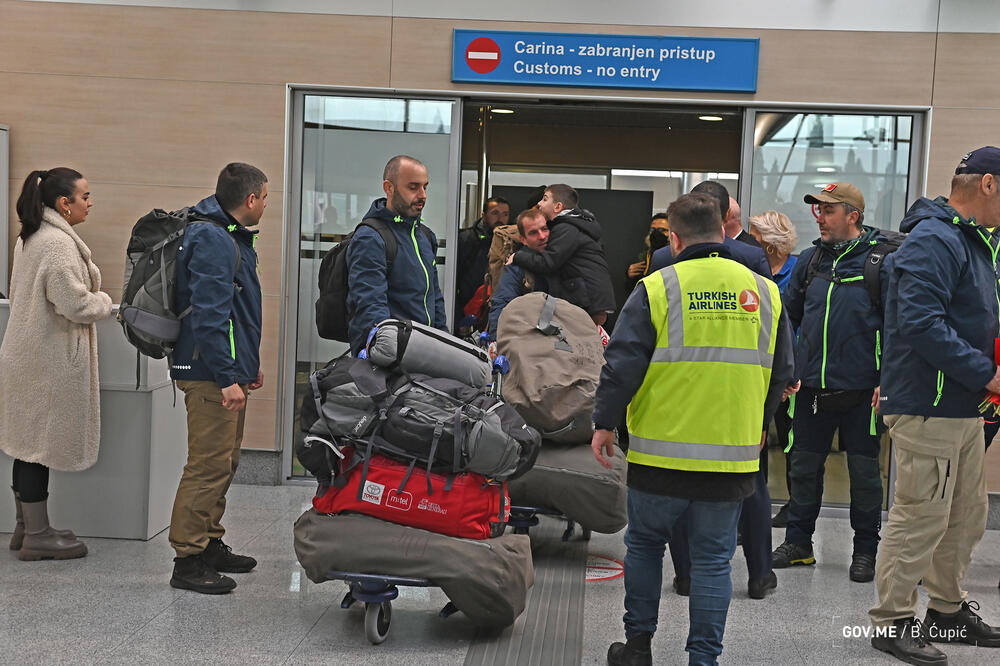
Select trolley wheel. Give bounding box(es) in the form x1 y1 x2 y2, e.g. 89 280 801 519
364 601 392 644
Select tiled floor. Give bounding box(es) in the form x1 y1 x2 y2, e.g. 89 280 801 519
2 484 998 665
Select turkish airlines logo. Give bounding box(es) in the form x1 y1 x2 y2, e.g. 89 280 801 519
739 289 760 313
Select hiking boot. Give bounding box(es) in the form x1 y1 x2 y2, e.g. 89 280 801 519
925 601 1000 647
170 554 236 594
871 618 948 665
17 500 86 561
672 575 690 597
850 552 876 583
772 541 815 568
9 490 75 551
748 571 778 599
607 633 652 666
202 538 257 573
771 503 790 528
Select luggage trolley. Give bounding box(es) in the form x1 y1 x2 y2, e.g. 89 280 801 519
325 571 459 645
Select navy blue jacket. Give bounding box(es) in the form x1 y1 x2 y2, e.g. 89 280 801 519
346 198 447 354
650 235 772 279
593 243 795 501
783 227 891 390
171 195 262 388
880 197 999 418
486 265 549 339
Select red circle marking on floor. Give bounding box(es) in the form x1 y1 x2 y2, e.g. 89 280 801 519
586 554 624 582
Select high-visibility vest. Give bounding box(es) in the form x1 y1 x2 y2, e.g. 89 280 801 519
626 256 782 473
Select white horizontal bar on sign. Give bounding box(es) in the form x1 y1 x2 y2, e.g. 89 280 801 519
467 51 500 60
612 169 685 178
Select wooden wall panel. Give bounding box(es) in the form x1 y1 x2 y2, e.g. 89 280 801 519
0 72 285 191
924 108 1000 198
0 1 391 88
389 18 936 107
933 33 1000 109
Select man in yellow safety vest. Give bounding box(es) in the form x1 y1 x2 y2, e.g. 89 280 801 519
592 192 795 666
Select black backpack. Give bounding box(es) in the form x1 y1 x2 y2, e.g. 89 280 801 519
297 356 540 486
118 208 240 359
315 218 434 342
802 229 905 311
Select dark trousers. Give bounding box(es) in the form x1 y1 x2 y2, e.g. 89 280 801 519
669 463 773 581
11 459 49 503
785 387 882 555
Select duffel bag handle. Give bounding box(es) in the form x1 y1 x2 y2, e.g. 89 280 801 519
536 295 573 352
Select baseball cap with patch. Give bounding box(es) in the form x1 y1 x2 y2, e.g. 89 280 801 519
803 182 865 212
954 146 1000 175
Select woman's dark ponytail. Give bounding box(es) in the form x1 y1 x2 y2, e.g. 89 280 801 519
15 167 83 241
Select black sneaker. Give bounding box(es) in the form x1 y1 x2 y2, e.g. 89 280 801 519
772 541 815 568
672 575 690 597
748 571 778 599
871 617 947 665
925 601 1000 647
850 552 876 583
771 503 790 528
170 554 236 595
202 538 257 573
607 633 652 666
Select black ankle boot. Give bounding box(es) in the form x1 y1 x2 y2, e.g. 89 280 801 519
170 554 237 594
871 617 947 665
202 538 257 573
925 601 1000 647
608 633 652 666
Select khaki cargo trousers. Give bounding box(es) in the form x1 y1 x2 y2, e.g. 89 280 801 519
169 380 248 558
869 415 988 626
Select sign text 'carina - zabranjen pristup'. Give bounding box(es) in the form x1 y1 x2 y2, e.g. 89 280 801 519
452 29 759 93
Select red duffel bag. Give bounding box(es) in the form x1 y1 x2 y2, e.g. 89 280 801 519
312 448 510 540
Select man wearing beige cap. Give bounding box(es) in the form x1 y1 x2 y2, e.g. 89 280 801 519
869 147 1000 665
771 181 892 585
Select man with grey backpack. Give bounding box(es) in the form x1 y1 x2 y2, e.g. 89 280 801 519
167 163 267 595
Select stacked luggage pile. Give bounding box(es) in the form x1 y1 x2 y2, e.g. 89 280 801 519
293 319 541 635
496 292 629 536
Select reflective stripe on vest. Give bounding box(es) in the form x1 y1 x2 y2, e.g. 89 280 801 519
626 258 781 474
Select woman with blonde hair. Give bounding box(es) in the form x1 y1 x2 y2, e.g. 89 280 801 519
748 209 799 528
0 167 113 560
748 210 799 292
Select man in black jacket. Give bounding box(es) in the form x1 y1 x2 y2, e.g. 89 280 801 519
510 184 615 325
455 196 510 323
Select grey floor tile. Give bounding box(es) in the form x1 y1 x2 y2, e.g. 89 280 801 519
2 487 999 666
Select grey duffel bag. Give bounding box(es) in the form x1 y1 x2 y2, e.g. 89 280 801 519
506 442 627 534
366 319 491 388
293 509 534 627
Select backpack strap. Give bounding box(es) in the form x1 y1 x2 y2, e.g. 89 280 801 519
863 241 892 312
358 218 400 272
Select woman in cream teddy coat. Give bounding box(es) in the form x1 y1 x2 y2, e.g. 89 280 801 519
0 167 113 560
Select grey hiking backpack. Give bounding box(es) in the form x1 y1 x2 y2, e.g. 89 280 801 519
118 207 240 360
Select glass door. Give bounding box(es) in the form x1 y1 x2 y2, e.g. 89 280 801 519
741 109 925 510
283 93 462 478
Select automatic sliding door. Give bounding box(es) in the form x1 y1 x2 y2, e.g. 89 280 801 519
285 93 461 478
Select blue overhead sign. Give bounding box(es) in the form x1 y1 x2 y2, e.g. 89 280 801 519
452 29 758 93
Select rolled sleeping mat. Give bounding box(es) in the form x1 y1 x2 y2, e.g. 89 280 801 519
366 319 491 388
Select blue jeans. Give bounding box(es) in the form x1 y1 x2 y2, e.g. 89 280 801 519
669 465 773 581
624 488 741 666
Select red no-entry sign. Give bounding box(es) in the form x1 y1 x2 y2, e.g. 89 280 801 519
466 37 501 74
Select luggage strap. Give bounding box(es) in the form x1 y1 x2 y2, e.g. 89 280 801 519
536 295 573 352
